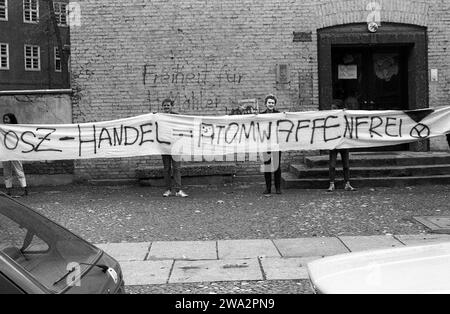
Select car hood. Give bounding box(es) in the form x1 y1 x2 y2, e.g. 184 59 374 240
307 241 450 294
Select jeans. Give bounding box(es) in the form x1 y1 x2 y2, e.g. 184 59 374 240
3 160 27 188
162 155 182 191
329 149 350 183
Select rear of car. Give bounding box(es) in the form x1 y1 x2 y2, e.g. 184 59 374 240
0 193 125 294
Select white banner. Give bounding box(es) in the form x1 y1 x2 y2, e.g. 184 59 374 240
1 107 449 162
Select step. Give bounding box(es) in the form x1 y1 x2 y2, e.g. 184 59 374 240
25 174 74 187
281 172 450 189
304 152 450 168
136 162 237 179
231 175 265 184
140 175 266 187
139 175 235 187
289 164 450 179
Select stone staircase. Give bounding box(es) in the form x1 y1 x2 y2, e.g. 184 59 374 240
282 152 450 189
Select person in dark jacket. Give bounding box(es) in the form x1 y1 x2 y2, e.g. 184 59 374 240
260 94 282 195
2 113 28 197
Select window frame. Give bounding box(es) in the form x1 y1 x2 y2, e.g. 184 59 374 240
53 2 68 27
54 46 61 72
0 0 8 21
0 43 9 70
24 44 41 71
23 0 39 24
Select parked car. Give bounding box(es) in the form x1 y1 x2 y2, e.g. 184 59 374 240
307 242 450 294
0 192 125 294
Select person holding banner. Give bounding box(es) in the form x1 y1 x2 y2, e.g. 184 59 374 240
261 94 282 195
327 96 356 192
2 113 28 197
160 98 188 198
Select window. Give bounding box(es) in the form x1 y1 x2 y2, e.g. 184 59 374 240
0 0 7 21
24 45 40 71
0 43 8 70
54 47 61 72
53 2 67 26
23 0 39 23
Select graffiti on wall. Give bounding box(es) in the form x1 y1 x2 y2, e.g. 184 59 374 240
143 63 246 112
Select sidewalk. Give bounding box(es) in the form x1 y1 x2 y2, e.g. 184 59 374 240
95 234 450 286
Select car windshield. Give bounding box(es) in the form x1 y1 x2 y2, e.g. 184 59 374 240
0 194 100 293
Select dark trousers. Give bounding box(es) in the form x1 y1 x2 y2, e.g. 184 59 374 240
329 149 350 183
162 155 182 191
263 151 282 192
447 134 450 149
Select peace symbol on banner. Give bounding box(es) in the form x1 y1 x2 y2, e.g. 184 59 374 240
410 123 430 139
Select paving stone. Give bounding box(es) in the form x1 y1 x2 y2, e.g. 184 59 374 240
95 242 151 262
395 234 450 246
120 260 173 285
339 235 404 252
169 258 263 283
273 237 349 257
217 239 281 259
148 241 217 260
260 256 322 280
413 216 450 233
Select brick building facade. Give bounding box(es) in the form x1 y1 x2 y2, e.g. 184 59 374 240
0 0 70 90
70 0 450 181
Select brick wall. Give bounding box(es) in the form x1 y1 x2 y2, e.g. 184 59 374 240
70 0 450 180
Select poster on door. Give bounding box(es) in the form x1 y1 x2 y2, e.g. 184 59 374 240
338 64 358 80
373 53 399 82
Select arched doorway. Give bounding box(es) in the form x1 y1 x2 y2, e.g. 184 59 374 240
318 23 428 151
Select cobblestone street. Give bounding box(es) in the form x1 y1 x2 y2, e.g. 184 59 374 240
126 280 313 294
18 183 450 244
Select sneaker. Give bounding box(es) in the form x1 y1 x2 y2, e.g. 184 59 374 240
275 189 282 195
263 189 271 195
163 190 172 197
176 190 188 198
344 182 356 191
327 183 335 192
